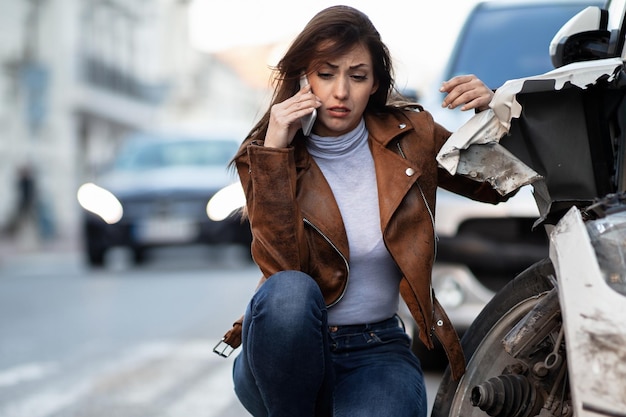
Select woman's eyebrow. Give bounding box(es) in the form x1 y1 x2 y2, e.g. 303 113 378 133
323 62 370 70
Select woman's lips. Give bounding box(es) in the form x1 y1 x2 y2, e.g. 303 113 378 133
327 107 350 117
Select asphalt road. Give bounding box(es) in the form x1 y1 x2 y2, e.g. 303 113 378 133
0 244 444 417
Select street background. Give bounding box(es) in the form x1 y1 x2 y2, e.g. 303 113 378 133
0 1 481 415
0 0 480 253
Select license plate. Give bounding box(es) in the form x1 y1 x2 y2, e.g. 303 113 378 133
136 217 197 244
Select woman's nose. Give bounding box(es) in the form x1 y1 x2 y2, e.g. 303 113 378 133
333 78 349 99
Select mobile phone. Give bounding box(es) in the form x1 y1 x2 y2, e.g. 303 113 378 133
299 75 317 136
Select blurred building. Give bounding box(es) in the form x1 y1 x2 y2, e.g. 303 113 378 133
0 0 267 249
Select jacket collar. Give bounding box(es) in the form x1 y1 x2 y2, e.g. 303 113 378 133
366 111 424 231
365 111 415 146
293 110 417 166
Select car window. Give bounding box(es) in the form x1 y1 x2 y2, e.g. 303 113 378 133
114 139 239 171
448 3 603 88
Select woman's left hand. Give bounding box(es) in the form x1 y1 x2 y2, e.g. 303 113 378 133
440 74 494 112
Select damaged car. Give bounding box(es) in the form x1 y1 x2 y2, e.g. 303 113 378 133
432 1 626 414
409 0 605 367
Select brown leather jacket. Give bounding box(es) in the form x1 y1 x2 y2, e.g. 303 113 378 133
222 107 509 380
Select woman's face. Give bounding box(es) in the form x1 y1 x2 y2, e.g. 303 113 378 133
307 44 379 137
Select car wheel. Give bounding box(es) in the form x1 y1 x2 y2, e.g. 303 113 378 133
431 258 555 417
132 247 147 265
237 242 255 264
86 241 106 267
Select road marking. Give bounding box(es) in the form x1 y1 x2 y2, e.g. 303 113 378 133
0 362 58 387
0 383 90 417
0 340 241 417
166 357 237 416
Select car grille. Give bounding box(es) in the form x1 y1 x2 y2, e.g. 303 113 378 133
120 196 210 221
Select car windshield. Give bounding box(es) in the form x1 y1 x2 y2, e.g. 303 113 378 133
448 3 603 88
113 138 239 171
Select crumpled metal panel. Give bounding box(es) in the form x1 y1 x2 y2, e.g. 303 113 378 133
455 142 542 196
437 57 624 196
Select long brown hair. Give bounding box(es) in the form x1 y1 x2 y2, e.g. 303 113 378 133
243 5 407 144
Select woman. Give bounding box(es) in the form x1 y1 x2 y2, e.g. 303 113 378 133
218 5 506 417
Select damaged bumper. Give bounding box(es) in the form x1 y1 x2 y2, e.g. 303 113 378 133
550 205 626 416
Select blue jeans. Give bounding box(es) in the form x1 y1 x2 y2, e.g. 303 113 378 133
232 271 427 417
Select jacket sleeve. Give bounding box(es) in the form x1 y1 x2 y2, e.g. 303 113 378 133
219 141 310 350
235 141 309 279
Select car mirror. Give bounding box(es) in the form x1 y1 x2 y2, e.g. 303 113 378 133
549 6 615 68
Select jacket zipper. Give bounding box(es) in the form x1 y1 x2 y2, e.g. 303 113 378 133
303 217 350 308
396 141 437 332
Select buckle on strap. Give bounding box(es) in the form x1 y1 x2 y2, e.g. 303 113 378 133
213 338 235 358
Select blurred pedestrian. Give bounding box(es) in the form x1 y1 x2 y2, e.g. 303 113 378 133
3 164 37 237
217 5 510 417
3 163 55 242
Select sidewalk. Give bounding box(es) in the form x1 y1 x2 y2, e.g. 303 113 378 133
0 228 82 272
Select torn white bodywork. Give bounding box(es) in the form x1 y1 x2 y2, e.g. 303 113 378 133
549 206 626 417
452 142 542 196
436 57 624 196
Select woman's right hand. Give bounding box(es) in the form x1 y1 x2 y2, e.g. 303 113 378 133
264 84 321 148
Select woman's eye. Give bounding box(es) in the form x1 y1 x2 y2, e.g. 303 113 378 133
317 73 333 79
352 75 367 82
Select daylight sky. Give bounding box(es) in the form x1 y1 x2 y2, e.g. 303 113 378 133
188 1 482 91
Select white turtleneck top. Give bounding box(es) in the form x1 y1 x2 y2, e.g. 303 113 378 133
307 119 402 326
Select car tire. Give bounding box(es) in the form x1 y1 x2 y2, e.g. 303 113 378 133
132 246 147 265
431 258 555 417
86 242 106 267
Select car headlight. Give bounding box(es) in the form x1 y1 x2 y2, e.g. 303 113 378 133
77 182 123 224
587 212 626 296
433 274 465 309
206 182 246 221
